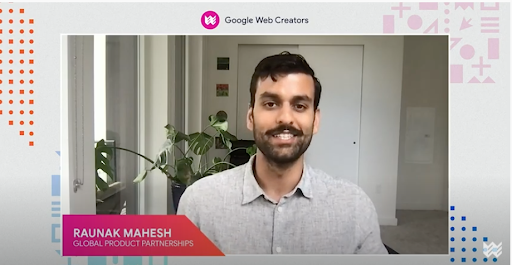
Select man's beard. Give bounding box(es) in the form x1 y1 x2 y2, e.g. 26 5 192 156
253 122 313 168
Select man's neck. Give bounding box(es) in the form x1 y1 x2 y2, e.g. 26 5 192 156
253 152 304 202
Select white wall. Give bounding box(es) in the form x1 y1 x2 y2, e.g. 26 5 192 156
61 35 96 215
141 36 170 214
199 36 404 225
396 36 449 211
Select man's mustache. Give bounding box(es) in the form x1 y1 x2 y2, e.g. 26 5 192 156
266 125 303 136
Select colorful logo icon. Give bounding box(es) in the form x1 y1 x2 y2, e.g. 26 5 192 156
483 242 503 258
201 11 220 30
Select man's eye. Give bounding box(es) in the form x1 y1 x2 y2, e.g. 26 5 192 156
295 104 306 110
265 102 276 108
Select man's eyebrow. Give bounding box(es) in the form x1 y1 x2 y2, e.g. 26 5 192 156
259 92 280 100
291 95 312 103
259 92 313 103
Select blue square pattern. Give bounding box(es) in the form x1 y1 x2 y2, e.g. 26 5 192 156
448 206 498 263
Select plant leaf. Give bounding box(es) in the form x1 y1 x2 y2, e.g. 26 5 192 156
219 130 237 141
165 124 189 143
188 132 214 155
96 173 109 191
152 139 174 169
95 140 114 182
176 157 194 185
246 144 257 156
133 170 148 183
209 114 229 131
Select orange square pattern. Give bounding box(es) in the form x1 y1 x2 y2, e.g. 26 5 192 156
0 9 36 146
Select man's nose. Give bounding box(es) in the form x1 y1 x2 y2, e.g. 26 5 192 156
276 104 294 125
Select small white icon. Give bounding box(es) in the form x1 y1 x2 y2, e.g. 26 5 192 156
483 242 502 258
204 16 217 25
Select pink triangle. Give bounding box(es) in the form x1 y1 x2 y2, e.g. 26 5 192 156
450 38 462 50
468 77 480 83
483 77 495 83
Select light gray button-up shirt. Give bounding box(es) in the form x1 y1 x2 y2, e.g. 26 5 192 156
177 155 388 255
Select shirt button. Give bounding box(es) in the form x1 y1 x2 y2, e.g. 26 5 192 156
276 247 282 253
277 207 283 212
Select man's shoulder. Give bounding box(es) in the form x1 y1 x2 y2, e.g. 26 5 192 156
308 167 373 204
185 164 245 194
309 167 361 191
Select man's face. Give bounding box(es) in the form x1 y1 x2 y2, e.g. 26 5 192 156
247 73 320 165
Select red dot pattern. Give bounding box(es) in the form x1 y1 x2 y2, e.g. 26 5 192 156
0 5 35 146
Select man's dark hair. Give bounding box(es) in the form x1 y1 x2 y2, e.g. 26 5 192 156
249 51 322 110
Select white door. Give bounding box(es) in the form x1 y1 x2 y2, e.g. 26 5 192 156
298 45 363 184
236 44 363 184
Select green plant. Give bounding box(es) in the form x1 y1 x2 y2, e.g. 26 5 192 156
95 140 114 192
95 113 249 187
246 144 257 156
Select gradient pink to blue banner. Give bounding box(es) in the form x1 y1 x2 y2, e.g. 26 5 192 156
62 215 224 257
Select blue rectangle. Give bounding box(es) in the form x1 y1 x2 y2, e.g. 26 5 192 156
52 213 61 217
450 206 455 211
461 216 466 221
51 224 60 243
51 175 60 196
461 258 466 262
51 207 60 212
87 257 107 265
450 248 454 252
52 201 60 205
473 227 477 231
484 237 488 242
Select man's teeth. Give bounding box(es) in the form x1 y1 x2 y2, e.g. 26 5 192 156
274 133 294 139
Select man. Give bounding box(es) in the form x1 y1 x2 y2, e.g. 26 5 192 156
177 51 388 255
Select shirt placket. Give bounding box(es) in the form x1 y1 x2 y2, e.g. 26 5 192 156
270 197 288 254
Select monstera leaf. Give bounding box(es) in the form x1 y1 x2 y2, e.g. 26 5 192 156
209 114 228 131
219 130 237 150
165 124 189 144
95 140 114 190
187 132 214 156
175 157 194 185
96 172 109 191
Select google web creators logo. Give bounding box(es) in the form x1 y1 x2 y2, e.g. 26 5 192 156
201 11 220 30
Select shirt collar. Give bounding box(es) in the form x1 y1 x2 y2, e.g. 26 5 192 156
241 155 313 205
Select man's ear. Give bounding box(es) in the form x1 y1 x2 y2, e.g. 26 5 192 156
313 108 320 134
246 105 254 132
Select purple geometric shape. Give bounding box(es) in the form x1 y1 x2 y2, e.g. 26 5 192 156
424 19 438 33
408 15 423 30
450 38 462 50
455 3 474 10
419 2 438 10
460 18 472 30
391 2 411 18
472 56 491 76
460 45 475 60
482 23 499 27
450 65 463 83
483 77 495 83
482 29 500 33
488 38 499 59
468 77 481 83
480 2 499 10
383 15 395 33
